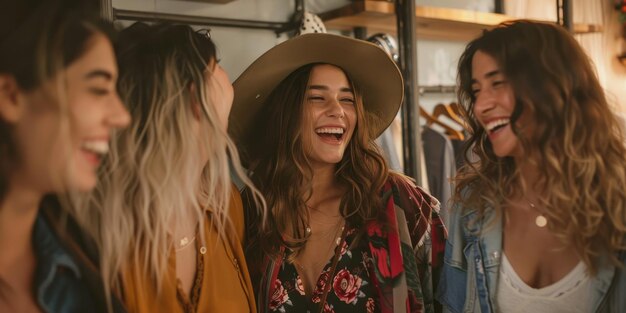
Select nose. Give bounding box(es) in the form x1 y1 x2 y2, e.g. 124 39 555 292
106 93 131 129
473 89 495 117
326 98 345 118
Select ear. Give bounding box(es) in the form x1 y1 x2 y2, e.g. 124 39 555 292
188 82 202 120
0 74 24 123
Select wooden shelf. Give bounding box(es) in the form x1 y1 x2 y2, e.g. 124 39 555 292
319 1 602 41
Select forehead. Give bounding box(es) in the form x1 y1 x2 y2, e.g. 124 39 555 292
471 50 500 80
307 64 350 87
66 33 117 78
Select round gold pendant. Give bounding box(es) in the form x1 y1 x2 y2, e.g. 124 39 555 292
535 215 548 227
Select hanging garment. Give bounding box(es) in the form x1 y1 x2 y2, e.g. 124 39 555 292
422 127 456 225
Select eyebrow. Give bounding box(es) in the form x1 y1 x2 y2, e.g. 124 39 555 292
471 69 501 84
308 85 354 93
85 69 114 81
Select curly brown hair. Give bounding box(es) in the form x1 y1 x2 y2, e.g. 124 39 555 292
454 20 626 273
245 63 389 259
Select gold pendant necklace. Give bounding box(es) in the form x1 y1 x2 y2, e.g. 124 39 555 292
526 199 548 228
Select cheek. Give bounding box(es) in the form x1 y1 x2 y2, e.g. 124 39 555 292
346 107 357 132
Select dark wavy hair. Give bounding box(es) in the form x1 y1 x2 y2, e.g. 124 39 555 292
454 20 626 273
246 63 390 259
0 0 115 202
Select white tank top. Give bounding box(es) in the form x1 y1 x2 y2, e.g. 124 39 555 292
496 253 591 313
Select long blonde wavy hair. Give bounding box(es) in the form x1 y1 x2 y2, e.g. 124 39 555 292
73 23 264 299
455 20 626 273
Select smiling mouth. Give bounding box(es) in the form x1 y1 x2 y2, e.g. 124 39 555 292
485 118 510 134
80 140 110 166
315 127 345 142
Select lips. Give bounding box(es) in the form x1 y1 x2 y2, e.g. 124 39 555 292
80 140 109 166
315 126 345 143
484 118 510 134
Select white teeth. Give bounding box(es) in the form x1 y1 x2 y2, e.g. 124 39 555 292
485 118 510 132
315 127 344 134
81 141 109 155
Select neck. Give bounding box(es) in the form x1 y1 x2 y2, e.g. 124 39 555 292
307 164 342 216
0 181 42 271
515 158 542 199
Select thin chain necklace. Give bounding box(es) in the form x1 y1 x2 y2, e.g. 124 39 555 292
176 235 197 251
523 196 548 228
296 220 345 270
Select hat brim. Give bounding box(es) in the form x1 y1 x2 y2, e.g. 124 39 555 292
228 33 404 157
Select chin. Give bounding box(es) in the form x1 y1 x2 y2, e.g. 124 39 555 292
70 173 98 193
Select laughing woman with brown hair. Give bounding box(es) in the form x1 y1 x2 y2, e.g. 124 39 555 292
438 20 626 313
230 33 446 313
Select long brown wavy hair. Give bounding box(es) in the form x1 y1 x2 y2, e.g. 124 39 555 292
455 20 626 273
246 63 390 259
0 0 114 202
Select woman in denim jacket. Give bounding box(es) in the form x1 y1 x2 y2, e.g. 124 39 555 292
437 20 626 313
0 0 130 312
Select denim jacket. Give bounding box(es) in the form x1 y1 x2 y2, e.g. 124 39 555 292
437 201 626 313
34 213 97 312
36 196 127 313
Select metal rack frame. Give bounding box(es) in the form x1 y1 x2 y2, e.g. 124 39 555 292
100 0 303 34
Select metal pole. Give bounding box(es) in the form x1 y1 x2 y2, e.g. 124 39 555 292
353 27 367 40
556 0 573 32
114 9 295 32
395 0 422 185
494 0 504 14
100 0 114 21
562 0 573 31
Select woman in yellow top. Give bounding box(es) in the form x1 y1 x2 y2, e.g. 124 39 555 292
75 23 265 312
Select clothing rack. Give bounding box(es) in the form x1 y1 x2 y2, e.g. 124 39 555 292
100 0 303 34
418 85 456 95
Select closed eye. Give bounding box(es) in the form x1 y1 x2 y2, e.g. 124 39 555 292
89 87 111 96
308 95 324 101
493 80 506 87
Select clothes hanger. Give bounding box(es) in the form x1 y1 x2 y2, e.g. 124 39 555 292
448 102 463 117
433 102 465 127
420 106 464 140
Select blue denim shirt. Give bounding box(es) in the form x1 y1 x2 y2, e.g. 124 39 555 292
437 202 626 313
33 213 96 313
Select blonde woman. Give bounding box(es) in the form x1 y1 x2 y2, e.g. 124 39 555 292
438 20 626 313
75 23 265 312
0 0 130 312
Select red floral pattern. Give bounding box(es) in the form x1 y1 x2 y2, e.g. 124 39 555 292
271 224 377 312
296 276 305 296
258 175 444 313
367 298 376 313
322 303 335 313
333 269 364 304
268 279 291 311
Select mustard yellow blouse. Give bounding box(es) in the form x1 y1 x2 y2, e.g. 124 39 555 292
121 188 256 313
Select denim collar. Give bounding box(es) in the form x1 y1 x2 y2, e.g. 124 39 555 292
33 213 81 299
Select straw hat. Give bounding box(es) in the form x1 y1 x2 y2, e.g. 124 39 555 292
228 33 403 154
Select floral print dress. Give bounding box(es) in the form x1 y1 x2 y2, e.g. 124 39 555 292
249 175 447 313
269 226 379 313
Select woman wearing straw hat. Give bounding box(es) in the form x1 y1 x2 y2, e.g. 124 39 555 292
231 33 446 313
